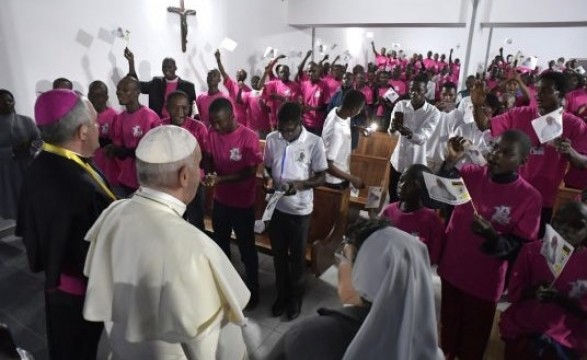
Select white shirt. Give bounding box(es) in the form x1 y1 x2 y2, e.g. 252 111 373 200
426 108 465 172
389 100 440 173
83 188 250 360
322 107 351 184
264 127 328 216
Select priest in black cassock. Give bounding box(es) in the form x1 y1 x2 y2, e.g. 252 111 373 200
16 89 116 360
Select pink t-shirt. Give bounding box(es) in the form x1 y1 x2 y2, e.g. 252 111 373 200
323 75 341 102
491 106 587 207
438 164 541 302
565 88 587 116
94 107 119 186
423 58 437 71
376 86 391 117
112 106 161 189
299 79 330 130
208 125 262 208
264 79 301 128
196 91 229 127
356 85 374 105
389 80 407 96
500 241 587 353
161 80 179 119
379 202 444 264
243 90 271 131
375 55 388 69
224 77 251 126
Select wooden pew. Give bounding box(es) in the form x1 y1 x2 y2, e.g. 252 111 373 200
349 153 390 212
553 184 581 215
354 131 398 159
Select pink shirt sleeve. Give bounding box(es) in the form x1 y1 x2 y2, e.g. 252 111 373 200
490 108 517 137
224 77 237 97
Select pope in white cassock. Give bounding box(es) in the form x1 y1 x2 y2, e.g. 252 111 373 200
82 125 250 359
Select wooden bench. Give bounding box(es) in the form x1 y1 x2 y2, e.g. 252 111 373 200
354 131 398 159
553 184 581 215
349 153 390 213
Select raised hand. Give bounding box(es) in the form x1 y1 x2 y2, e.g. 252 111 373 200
124 47 134 62
470 80 486 106
214 49 221 60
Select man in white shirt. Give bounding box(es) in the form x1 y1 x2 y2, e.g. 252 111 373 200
264 102 328 320
389 74 440 202
83 126 250 360
322 89 366 189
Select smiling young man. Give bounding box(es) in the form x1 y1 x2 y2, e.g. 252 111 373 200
470 71 587 237
263 102 327 320
124 48 196 119
437 130 542 360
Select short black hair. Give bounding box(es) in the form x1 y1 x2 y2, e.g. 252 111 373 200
411 74 428 86
52 77 73 89
166 90 189 104
277 102 302 125
89 80 107 93
209 97 233 115
162 57 176 66
442 82 457 91
485 93 500 113
404 164 432 184
0 89 14 100
342 89 365 110
539 71 569 97
501 129 532 159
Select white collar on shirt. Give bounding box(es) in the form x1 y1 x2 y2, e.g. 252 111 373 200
135 187 187 217
278 126 309 144
405 100 431 112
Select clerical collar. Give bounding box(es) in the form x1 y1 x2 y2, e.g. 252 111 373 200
490 172 518 184
135 187 186 217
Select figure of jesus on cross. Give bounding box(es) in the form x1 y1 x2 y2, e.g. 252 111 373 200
167 0 196 53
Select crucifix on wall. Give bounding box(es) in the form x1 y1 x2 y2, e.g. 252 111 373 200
167 0 196 53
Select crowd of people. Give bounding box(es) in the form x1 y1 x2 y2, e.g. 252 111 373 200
1 43 587 360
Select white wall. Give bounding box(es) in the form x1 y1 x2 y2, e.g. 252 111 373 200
486 0 587 23
0 0 312 116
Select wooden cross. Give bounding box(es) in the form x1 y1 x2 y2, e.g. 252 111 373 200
167 0 196 53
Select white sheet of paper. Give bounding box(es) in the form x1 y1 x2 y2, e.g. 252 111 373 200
365 32 374 39
423 173 471 206
220 37 238 52
531 107 563 144
383 87 399 103
263 46 274 58
261 191 284 222
350 185 360 198
540 224 575 278
365 186 382 209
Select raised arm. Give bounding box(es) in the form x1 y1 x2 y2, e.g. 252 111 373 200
471 81 491 131
214 49 229 82
371 41 380 57
258 55 286 89
124 47 138 78
296 50 312 82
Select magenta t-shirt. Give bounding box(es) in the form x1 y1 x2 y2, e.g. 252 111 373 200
389 80 407 96
243 91 271 131
112 106 161 189
565 88 587 116
224 77 251 127
208 125 262 208
375 55 388 69
196 91 228 127
491 106 587 207
299 79 330 130
438 164 541 302
264 79 301 127
94 107 119 186
500 241 587 352
356 85 374 105
375 86 391 117
379 202 444 264
323 75 341 102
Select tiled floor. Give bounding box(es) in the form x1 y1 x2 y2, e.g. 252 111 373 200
0 232 340 360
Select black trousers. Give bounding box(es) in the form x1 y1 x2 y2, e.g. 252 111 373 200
212 201 259 289
184 185 206 232
45 290 102 360
269 210 311 301
539 207 553 239
388 165 402 203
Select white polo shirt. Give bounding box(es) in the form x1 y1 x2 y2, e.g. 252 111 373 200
389 100 440 173
322 107 351 184
426 108 465 172
264 127 328 216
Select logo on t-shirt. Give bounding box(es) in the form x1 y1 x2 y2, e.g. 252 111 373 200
283 89 291 97
229 147 242 161
314 91 321 99
296 151 306 163
569 280 587 299
491 206 511 225
132 125 143 138
101 123 109 135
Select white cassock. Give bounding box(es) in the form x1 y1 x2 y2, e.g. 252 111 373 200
83 187 250 360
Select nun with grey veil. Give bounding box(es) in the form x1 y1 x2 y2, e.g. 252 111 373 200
268 218 444 359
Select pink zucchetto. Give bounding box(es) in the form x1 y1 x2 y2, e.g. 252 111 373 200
34 89 80 126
